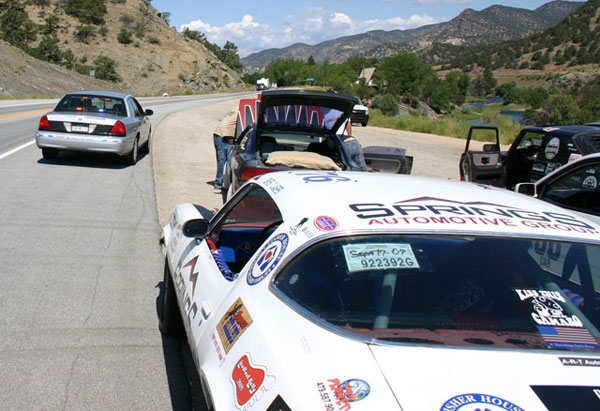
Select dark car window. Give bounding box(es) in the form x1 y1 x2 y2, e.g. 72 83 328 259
207 185 283 274
127 97 141 117
274 234 600 352
515 131 543 150
541 162 600 216
54 94 126 115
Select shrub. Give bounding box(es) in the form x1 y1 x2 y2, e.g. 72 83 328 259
94 55 122 82
372 94 399 116
117 28 133 44
147 36 160 45
74 25 96 43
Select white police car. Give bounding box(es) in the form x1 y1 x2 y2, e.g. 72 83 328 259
160 171 600 410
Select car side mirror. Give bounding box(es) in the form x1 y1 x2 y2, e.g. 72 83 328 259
182 219 209 238
515 182 537 197
483 143 499 152
144 109 154 116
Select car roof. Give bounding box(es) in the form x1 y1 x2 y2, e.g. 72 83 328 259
522 125 600 136
64 90 131 99
253 171 600 242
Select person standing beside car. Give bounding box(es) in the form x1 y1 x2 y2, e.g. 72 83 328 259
340 119 368 172
212 111 237 189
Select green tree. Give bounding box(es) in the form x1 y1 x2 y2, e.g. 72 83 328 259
62 0 107 25
534 94 580 125
94 55 121 82
31 34 63 63
377 52 436 105
372 94 399 116
219 41 243 72
0 0 37 48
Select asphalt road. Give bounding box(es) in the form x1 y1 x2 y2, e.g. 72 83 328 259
0 93 251 410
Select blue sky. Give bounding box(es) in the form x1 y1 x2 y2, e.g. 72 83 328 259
151 0 555 57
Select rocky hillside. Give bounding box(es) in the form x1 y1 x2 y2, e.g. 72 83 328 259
241 1 583 70
0 0 243 98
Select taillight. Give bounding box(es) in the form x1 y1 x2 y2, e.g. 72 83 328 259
240 167 275 181
109 121 126 136
39 115 50 130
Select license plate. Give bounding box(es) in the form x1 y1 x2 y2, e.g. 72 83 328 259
72 124 88 133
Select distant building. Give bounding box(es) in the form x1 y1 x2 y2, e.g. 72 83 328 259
357 67 376 86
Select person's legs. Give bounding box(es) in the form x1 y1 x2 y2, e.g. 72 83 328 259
214 134 226 186
215 137 228 185
345 139 368 171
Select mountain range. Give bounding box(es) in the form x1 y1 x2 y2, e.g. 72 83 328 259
241 1 584 70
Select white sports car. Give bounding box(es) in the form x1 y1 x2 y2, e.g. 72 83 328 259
160 171 600 410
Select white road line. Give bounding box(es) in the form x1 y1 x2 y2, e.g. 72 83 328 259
0 140 35 160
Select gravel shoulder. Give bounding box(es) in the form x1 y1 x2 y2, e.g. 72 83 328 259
152 102 470 227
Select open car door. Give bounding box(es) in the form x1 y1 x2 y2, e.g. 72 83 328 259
459 126 504 187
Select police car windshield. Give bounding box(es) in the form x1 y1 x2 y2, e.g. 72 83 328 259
273 234 600 352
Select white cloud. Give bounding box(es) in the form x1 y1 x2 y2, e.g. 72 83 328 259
181 8 443 57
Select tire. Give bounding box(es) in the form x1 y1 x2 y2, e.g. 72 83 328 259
140 128 151 154
159 257 184 337
41 148 58 159
125 137 138 165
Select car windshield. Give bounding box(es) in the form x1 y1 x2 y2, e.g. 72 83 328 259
262 104 345 133
55 94 127 116
273 234 600 352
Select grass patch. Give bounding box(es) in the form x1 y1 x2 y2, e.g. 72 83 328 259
369 108 522 145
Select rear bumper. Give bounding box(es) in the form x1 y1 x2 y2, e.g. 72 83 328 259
351 111 369 125
36 131 134 156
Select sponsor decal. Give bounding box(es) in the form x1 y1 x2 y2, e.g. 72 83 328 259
248 233 289 285
262 177 284 195
582 175 598 189
217 297 253 354
440 393 523 411
545 137 560 160
296 171 352 183
317 379 370 411
315 216 338 231
515 288 598 350
349 197 598 234
514 289 583 327
231 353 275 410
302 226 315 239
559 357 600 367
211 331 225 365
537 325 598 350
183 256 200 297
543 127 559 132
174 255 202 329
289 217 309 236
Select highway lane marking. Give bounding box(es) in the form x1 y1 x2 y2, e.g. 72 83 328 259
0 140 35 160
0 109 48 119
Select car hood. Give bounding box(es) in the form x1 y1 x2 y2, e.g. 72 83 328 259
256 90 355 135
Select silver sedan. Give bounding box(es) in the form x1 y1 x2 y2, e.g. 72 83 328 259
35 90 153 165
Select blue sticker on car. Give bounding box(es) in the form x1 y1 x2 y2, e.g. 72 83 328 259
440 393 523 411
247 233 289 285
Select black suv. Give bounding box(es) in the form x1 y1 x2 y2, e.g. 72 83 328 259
459 125 600 189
